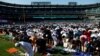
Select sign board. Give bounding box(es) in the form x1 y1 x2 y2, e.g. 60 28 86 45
31 2 51 5
68 2 77 6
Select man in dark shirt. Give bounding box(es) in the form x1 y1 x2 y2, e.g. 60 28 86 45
36 38 46 56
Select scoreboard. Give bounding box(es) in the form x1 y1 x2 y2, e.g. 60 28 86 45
68 2 77 6
31 2 51 5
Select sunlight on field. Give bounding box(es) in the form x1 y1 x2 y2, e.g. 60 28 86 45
0 38 15 56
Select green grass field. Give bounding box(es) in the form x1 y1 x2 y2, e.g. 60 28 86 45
0 38 15 56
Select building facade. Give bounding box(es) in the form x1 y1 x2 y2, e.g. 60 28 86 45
0 1 100 23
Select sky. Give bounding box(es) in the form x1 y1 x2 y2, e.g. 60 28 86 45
0 0 100 5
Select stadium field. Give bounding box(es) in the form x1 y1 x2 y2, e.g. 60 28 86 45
0 38 14 56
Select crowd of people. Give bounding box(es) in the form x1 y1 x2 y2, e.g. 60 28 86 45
0 21 100 56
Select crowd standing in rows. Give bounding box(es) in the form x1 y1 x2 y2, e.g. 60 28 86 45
0 21 100 56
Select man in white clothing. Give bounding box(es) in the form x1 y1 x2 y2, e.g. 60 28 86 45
15 41 34 56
